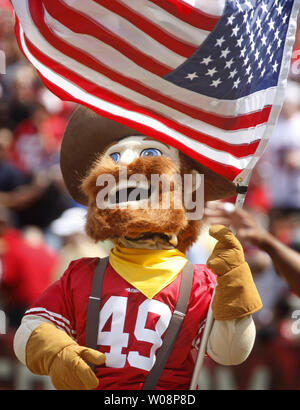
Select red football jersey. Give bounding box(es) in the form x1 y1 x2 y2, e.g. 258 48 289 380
25 257 216 390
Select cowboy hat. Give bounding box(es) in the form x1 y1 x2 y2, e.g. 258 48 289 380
60 106 236 205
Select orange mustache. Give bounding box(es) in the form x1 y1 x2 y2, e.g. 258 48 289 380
81 154 202 253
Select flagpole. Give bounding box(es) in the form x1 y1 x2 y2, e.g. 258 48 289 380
189 173 252 390
189 287 216 390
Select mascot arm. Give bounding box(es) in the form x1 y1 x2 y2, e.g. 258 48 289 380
204 225 262 365
207 315 255 365
14 316 105 390
14 315 46 366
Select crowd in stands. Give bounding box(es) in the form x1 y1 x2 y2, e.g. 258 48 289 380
0 1 299 389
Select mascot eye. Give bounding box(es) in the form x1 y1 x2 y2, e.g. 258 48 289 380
110 152 120 163
140 148 162 158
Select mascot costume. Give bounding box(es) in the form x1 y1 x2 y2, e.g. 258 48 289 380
10 0 300 391
13 107 262 390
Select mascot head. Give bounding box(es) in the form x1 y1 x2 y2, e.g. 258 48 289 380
60 107 236 253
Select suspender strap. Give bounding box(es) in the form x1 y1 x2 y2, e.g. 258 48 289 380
85 257 109 350
85 258 193 388
142 262 194 390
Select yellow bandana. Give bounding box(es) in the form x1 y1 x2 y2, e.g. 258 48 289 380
109 245 188 299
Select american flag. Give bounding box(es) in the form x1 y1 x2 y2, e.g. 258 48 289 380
11 0 300 184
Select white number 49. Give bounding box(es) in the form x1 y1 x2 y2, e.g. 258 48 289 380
97 296 172 371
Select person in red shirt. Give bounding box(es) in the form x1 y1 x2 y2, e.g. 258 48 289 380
0 208 59 329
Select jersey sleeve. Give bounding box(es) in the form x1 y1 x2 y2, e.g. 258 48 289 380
24 260 77 339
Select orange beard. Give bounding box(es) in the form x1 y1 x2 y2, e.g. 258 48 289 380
81 154 202 254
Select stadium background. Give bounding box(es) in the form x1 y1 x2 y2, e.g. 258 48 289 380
0 0 299 390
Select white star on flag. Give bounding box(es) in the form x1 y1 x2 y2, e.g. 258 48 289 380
185 72 198 80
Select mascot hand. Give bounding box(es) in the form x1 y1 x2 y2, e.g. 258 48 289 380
26 322 105 390
207 225 245 275
207 225 262 321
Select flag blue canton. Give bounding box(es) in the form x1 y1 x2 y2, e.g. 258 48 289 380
165 0 294 100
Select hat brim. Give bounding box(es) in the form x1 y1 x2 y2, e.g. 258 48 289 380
60 106 237 205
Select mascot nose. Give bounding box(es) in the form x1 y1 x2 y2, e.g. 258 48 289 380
119 149 139 165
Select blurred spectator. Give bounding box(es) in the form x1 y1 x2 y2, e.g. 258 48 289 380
12 102 50 173
259 81 300 211
201 201 300 390
7 65 42 131
0 2 74 234
11 99 68 175
49 207 109 279
0 126 49 225
0 124 71 230
204 201 300 297
244 248 288 329
290 17 300 83
0 206 59 329
0 128 28 192
242 167 271 216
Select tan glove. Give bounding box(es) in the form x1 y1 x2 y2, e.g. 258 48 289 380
26 322 106 390
207 225 262 321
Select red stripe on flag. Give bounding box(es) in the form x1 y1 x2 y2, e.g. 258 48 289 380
148 0 220 31
14 16 27 59
93 0 197 57
15 18 240 181
26 1 271 132
23 32 260 160
33 0 172 77
39 71 242 181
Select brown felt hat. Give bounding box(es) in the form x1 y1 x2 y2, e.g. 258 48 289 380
60 106 237 205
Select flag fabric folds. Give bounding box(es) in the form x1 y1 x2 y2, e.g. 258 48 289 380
11 0 300 184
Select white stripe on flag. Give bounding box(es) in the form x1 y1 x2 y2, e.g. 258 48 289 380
38 10 269 146
19 26 253 170
181 0 225 16
117 0 211 46
59 0 186 69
